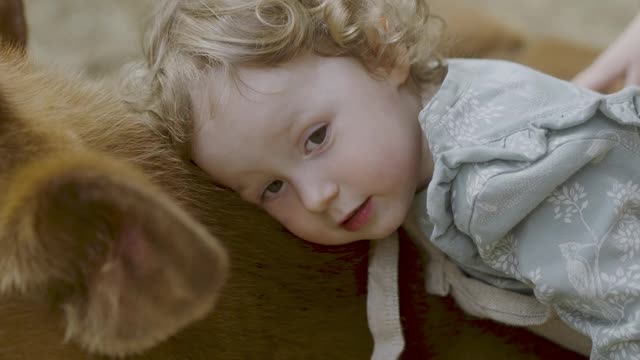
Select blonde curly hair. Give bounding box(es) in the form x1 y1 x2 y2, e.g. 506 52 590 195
121 0 445 159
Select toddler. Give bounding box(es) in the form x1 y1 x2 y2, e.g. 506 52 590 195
123 0 640 358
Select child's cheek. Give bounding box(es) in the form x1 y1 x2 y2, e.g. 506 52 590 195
266 196 299 230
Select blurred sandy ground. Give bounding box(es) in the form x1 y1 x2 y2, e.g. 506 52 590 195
24 0 153 75
23 0 640 77
429 0 640 48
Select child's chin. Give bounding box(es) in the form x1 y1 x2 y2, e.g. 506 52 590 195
367 225 400 241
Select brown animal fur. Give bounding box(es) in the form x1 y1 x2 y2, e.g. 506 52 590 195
0 46 232 356
0 5 599 360
0 46 373 360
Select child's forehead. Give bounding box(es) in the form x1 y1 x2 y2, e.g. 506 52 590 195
190 64 312 154
190 54 374 138
190 56 340 135
197 54 366 100
191 62 306 121
235 65 295 93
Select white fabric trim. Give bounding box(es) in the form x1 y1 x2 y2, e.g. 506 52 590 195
367 233 405 360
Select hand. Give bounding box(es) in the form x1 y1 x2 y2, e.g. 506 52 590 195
573 14 640 92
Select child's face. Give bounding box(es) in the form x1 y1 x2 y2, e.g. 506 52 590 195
191 55 433 245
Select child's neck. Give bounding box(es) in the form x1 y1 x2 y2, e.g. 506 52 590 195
414 78 444 193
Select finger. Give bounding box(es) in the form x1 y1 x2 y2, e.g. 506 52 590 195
573 65 624 92
625 66 640 87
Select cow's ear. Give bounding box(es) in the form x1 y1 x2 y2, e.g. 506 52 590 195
0 154 229 356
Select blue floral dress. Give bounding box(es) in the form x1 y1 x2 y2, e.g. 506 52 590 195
415 58 640 359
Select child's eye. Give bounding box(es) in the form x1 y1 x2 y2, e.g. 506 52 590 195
304 125 328 154
262 180 284 200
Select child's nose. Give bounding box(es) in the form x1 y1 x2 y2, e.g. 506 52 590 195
299 179 338 214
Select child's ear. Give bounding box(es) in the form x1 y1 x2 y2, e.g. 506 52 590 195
384 43 411 88
0 153 229 357
368 17 411 87
388 60 411 88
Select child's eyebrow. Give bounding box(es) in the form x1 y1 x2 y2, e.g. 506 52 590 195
286 109 308 140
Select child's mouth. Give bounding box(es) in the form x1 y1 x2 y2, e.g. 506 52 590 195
341 197 372 232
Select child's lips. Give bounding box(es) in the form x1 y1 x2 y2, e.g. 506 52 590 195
341 197 372 232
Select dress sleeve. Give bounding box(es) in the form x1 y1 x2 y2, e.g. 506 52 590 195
470 87 640 359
